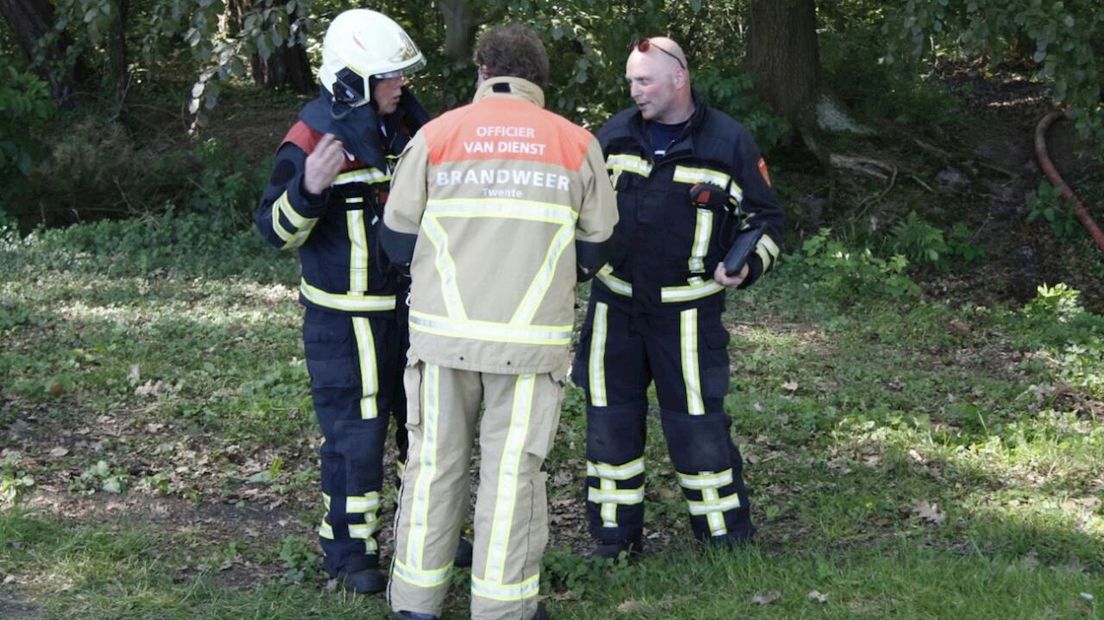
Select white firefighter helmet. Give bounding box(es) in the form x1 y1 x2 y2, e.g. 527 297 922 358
319 9 426 107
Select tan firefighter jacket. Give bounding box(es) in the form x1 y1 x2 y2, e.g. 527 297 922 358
384 77 618 374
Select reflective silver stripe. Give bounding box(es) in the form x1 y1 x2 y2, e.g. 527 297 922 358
346 493 381 513
421 215 468 320
409 311 572 346
511 223 574 325
406 364 441 568
607 154 652 177
687 491 742 515
485 374 536 584
689 209 713 272
677 469 733 490
352 317 379 419
587 302 609 407
347 210 369 293
299 279 396 312
425 199 577 226
587 458 644 480
471 573 540 602
392 557 452 589
673 165 730 187
587 486 645 504
334 168 389 185
680 308 705 415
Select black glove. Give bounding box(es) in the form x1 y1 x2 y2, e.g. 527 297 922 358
689 183 730 210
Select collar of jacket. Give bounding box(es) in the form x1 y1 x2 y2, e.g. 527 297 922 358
473 77 545 108
626 88 708 156
298 87 429 165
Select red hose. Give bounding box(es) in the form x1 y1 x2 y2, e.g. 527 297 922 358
1034 109 1104 252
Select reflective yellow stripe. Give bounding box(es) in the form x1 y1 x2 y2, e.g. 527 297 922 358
661 279 725 303
406 364 440 568
409 311 572 346
471 573 540 602
425 199 577 226
687 491 742 516
347 210 369 293
335 168 389 185
272 192 316 250
486 374 535 584
276 191 316 230
600 478 618 527
346 196 365 203
587 302 609 407
607 154 652 177
346 493 381 514
702 487 727 536
421 215 467 320
299 279 396 312
689 209 713 272
596 269 724 303
352 317 379 419
729 182 744 204
587 486 645 504
587 458 644 481
677 469 733 490
392 557 452 589
673 165 730 187
756 233 781 273
318 517 334 539
511 223 574 325
680 309 705 415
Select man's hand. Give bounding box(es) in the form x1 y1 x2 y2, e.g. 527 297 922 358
303 133 346 196
714 261 747 287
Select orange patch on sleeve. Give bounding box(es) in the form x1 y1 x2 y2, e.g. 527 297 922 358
758 158 772 187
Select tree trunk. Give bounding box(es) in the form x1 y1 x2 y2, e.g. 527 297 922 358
745 0 819 123
225 0 313 93
439 0 476 61
0 0 76 105
109 0 129 116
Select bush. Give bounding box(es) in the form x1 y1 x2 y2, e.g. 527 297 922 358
0 60 55 220
798 228 920 306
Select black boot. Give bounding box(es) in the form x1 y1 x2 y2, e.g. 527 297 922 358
531 602 550 620
590 534 643 560
392 611 439 620
335 566 386 594
454 536 473 567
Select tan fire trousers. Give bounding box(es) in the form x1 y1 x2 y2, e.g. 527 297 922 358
388 360 564 620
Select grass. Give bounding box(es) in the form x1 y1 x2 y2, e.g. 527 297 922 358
1 214 1102 619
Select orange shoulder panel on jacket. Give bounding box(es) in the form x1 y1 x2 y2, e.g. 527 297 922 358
281 121 320 154
281 121 361 171
424 99 591 171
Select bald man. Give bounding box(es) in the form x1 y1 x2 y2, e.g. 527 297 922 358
571 36 785 557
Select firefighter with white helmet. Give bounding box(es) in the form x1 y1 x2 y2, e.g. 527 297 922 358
255 9 470 595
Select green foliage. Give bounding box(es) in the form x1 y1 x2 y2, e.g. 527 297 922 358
887 212 987 269
0 453 35 506
0 59 55 218
884 1 1104 151
798 228 920 306
695 67 790 148
278 534 319 584
1023 282 1085 324
1027 181 1079 239
541 549 632 597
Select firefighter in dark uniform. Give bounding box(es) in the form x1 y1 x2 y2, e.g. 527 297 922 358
254 9 469 594
572 36 785 557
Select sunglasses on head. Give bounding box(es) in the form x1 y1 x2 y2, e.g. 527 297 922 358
629 38 685 69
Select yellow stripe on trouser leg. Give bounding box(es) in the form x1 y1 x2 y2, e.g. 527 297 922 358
680 309 705 415
587 302 609 407
678 469 735 536
484 374 535 585
406 364 440 570
587 458 645 528
352 317 379 419
471 372 562 619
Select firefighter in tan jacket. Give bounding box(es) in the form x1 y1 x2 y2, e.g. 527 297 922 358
380 24 618 620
